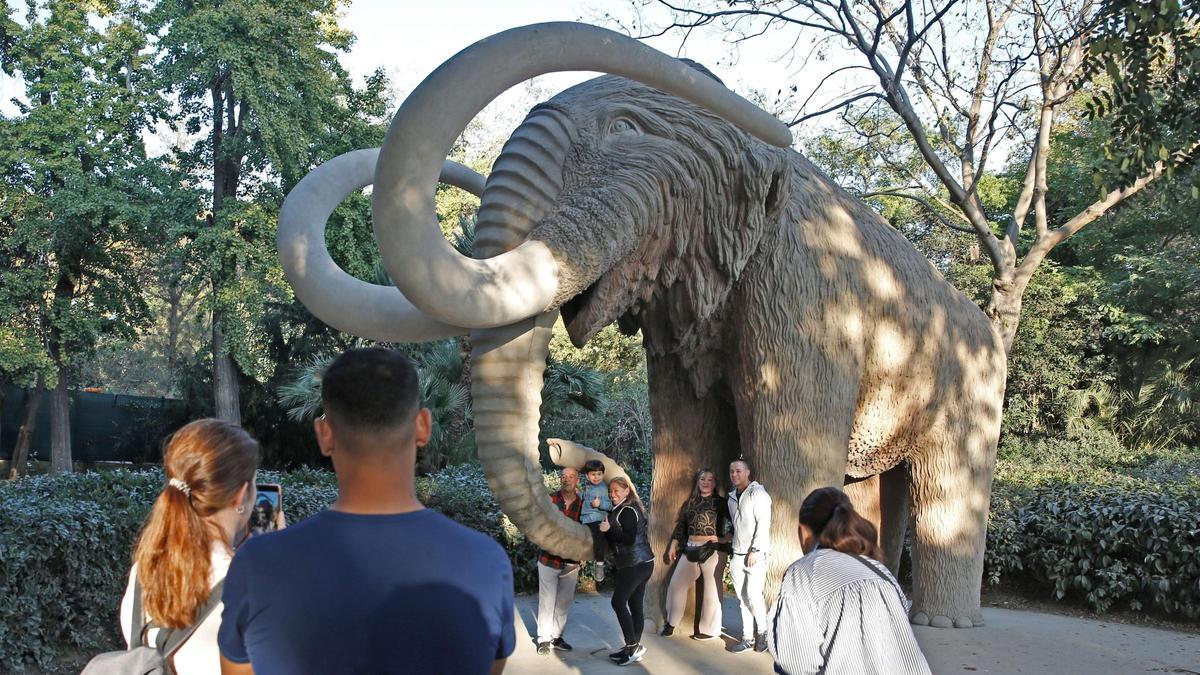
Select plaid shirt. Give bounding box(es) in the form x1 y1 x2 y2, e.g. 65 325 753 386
537 490 583 569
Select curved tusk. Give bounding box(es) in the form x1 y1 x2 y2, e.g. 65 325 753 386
373 21 793 331
548 438 634 490
278 148 482 343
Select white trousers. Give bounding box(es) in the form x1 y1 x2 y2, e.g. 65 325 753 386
665 550 723 636
730 553 769 639
536 562 578 642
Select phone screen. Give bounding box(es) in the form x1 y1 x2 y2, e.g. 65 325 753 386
249 484 283 534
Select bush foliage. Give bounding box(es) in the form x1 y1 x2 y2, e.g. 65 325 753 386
985 482 1200 617
985 436 1200 617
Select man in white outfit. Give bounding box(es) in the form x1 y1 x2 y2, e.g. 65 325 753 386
728 459 772 654
535 467 582 655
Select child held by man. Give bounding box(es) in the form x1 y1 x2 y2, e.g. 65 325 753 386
579 460 612 582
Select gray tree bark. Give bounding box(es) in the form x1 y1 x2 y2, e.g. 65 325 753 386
8 377 44 479
48 370 71 474
212 318 241 424
988 278 1027 355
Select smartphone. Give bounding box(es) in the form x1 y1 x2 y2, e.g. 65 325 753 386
249 483 283 534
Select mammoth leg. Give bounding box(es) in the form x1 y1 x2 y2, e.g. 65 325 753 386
908 431 994 629
878 463 911 575
645 353 739 632
731 353 858 611
844 464 910 576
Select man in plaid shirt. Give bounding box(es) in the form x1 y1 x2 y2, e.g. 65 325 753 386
536 467 583 655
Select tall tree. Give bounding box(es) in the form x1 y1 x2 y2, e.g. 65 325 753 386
639 0 1200 353
0 0 160 472
149 0 364 423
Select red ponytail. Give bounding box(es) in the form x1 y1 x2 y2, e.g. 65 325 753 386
132 419 258 628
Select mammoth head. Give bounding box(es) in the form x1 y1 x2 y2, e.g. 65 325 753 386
369 23 792 334
285 23 793 562
514 72 793 362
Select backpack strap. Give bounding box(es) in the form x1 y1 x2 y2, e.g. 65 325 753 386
159 579 226 658
130 577 146 650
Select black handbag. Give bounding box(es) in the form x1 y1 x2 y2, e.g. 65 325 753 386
684 542 717 564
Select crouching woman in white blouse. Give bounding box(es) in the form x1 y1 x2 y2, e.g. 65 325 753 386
767 487 931 675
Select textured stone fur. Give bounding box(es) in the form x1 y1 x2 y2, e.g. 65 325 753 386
517 72 1006 628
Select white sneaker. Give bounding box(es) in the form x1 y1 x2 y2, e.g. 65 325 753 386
617 644 645 666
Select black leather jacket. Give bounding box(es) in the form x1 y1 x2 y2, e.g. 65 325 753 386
606 500 654 568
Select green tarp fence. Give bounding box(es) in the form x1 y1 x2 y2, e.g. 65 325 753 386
0 385 186 463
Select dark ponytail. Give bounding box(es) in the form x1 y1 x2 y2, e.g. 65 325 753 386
798 487 883 562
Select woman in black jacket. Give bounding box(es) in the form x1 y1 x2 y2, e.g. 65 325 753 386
599 476 654 666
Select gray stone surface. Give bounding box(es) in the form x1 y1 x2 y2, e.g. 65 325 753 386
508 593 1200 674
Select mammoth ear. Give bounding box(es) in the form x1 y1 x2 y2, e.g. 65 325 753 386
761 152 790 224
751 146 790 226
717 145 791 280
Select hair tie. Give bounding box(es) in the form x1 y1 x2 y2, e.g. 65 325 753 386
168 477 192 497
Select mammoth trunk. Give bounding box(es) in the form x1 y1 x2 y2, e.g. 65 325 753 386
471 317 594 560
474 107 573 255
468 106 595 560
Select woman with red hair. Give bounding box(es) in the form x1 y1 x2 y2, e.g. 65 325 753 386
118 419 263 674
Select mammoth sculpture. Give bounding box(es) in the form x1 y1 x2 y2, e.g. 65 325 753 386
278 23 1006 629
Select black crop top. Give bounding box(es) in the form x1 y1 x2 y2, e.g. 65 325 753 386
671 494 727 544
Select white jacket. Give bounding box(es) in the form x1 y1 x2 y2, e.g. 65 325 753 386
728 481 772 555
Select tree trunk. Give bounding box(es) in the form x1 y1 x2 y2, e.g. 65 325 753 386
48 369 71 474
47 268 75 474
988 276 1025 355
207 75 244 425
212 316 241 424
166 283 182 374
8 377 44 479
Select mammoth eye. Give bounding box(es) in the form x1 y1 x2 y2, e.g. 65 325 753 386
608 117 639 135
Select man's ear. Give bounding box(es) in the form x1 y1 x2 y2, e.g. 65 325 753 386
413 408 433 448
314 415 334 458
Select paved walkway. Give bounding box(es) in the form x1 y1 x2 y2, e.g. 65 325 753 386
509 593 1200 674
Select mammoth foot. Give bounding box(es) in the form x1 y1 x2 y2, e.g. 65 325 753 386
910 609 984 629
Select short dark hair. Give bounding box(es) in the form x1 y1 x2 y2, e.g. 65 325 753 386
582 459 605 474
321 348 420 431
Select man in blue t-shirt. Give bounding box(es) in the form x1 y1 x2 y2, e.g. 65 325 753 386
218 348 515 674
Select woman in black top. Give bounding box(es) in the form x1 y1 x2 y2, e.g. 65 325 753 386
663 468 727 639
599 476 654 666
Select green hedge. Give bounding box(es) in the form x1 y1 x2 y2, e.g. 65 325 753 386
985 481 1200 618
